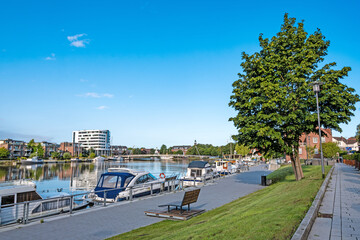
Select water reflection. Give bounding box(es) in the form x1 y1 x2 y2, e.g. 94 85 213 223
0 160 188 196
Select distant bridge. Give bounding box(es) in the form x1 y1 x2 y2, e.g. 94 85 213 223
121 154 210 160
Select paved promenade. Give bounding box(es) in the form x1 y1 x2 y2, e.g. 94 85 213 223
308 163 360 240
0 165 270 240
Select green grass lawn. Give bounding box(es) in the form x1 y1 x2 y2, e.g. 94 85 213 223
108 165 331 240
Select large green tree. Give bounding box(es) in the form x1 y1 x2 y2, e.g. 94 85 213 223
159 144 167 154
229 14 359 180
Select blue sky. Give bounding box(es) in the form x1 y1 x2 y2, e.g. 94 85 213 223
0 0 359 148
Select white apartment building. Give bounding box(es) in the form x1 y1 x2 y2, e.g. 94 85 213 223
72 130 111 156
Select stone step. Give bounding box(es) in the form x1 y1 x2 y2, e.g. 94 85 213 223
308 218 332 240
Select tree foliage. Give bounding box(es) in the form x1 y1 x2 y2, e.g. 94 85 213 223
0 147 10 159
36 143 44 158
63 152 72 159
27 139 36 153
89 152 96 159
229 14 359 180
322 142 341 159
356 124 360 143
160 145 167 154
235 144 250 156
51 152 60 159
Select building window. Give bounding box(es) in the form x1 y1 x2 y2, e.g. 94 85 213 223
314 148 319 154
313 137 318 143
299 148 302 154
321 137 325 143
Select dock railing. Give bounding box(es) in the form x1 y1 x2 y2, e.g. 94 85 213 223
0 166 251 227
0 177 181 227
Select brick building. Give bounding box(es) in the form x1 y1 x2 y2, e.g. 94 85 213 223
110 145 128 155
41 141 59 158
0 139 31 159
298 128 333 159
58 142 82 157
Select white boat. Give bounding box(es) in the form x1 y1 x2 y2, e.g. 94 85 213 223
21 156 44 165
181 161 215 186
214 160 237 175
0 180 90 225
93 156 105 162
91 168 175 202
70 157 81 162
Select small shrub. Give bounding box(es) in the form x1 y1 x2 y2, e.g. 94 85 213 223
267 165 294 183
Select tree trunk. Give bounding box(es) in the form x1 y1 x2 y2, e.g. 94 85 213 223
295 154 304 179
290 152 303 181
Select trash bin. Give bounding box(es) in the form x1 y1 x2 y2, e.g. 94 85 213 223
261 175 267 186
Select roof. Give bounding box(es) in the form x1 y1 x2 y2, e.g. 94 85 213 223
188 161 210 168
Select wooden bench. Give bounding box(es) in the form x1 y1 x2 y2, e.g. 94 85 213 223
158 189 201 213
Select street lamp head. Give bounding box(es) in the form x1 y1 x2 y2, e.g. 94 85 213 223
309 81 324 93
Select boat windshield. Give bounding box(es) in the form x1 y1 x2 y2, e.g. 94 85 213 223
97 175 121 188
124 176 134 187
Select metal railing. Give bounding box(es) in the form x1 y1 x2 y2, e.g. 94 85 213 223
0 177 180 227
0 167 251 227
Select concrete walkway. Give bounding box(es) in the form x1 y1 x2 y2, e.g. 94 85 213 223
308 163 360 240
0 165 270 240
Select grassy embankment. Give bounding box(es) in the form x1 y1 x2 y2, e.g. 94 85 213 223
109 165 331 240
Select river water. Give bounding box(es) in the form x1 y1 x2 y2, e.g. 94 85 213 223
0 160 189 198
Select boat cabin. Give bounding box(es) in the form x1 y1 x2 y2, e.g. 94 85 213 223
186 161 212 178
0 181 42 208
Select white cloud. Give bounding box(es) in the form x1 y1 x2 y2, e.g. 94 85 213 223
103 93 114 98
96 106 109 110
67 33 86 41
67 33 89 48
70 40 86 47
45 53 56 61
80 78 88 82
77 92 114 98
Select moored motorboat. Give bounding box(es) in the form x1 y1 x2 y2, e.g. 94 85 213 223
214 159 237 175
181 161 215 186
0 180 91 225
21 156 44 165
93 156 105 162
90 168 175 202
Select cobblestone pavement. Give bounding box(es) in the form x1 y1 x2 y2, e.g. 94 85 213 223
0 165 270 240
308 163 360 240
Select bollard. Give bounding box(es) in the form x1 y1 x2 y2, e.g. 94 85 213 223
22 203 26 224
150 183 153 195
104 191 107 206
129 187 133 201
24 202 29 224
193 177 196 186
70 196 73 214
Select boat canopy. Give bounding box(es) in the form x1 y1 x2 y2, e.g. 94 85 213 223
188 161 210 169
94 172 135 199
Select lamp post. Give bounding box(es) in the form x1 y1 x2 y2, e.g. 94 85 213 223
310 81 325 179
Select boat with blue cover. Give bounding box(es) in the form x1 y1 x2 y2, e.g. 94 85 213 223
91 168 175 202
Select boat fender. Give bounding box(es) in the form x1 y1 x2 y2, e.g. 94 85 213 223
159 173 166 179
